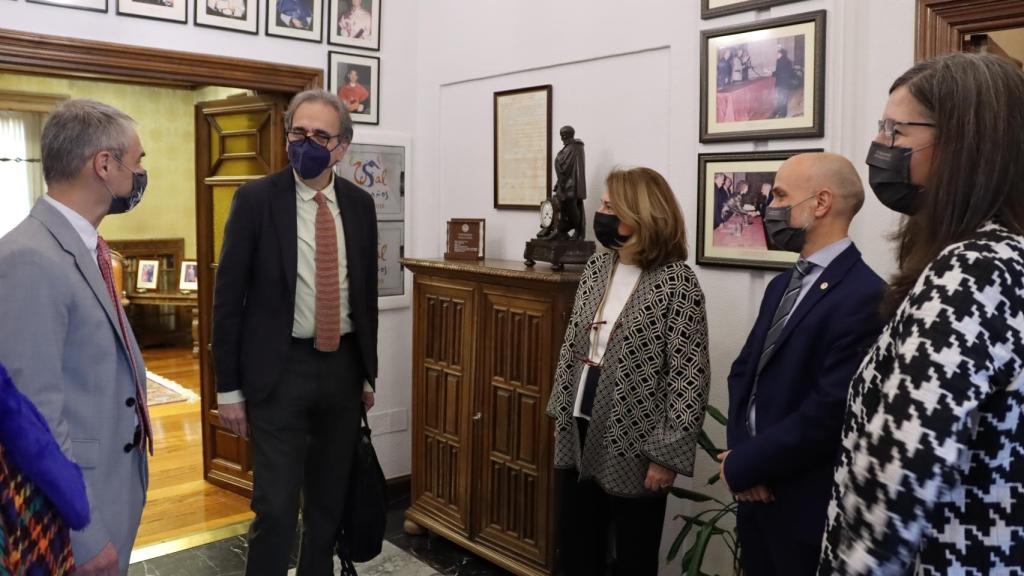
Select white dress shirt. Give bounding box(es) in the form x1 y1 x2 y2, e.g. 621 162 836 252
43 195 98 264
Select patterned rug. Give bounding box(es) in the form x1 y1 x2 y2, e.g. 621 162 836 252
146 371 199 406
287 542 441 576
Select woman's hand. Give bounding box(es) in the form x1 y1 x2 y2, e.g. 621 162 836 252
644 462 676 492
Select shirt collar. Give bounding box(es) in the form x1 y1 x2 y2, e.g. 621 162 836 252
804 237 852 270
293 170 336 204
42 194 98 254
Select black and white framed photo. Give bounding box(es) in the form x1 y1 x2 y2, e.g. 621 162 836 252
696 149 821 271
27 0 108 12
701 0 803 19
700 10 826 142
328 0 380 50
328 51 379 125
266 0 323 42
117 0 186 23
195 0 258 34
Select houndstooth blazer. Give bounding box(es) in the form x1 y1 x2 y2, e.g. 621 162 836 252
546 252 711 497
818 222 1024 575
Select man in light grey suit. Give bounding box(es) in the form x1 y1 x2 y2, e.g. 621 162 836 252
0 99 151 575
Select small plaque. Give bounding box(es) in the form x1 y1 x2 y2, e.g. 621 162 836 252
445 219 485 261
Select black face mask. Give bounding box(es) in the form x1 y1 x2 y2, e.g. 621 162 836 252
866 140 929 215
593 212 630 250
763 194 815 253
107 155 148 215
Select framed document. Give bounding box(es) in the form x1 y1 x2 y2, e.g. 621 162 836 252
493 85 552 210
445 219 485 261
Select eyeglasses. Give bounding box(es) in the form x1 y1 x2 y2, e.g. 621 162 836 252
285 128 342 150
877 118 935 147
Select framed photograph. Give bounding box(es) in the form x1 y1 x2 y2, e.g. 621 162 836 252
194 0 258 34
701 0 803 19
266 0 323 42
377 221 404 297
328 0 380 51
700 10 826 142
136 259 160 291
493 85 552 210
336 142 404 220
696 149 822 271
328 51 380 125
179 261 199 292
117 0 186 22
27 0 108 12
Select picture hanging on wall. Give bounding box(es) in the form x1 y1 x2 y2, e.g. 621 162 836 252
27 0 108 13
117 0 187 23
266 0 323 42
194 0 258 34
700 10 826 142
701 0 803 19
328 0 381 51
493 85 552 210
328 51 380 125
696 149 822 271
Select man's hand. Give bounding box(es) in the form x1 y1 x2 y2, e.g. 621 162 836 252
362 391 375 412
643 462 677 492
76 542 118 576
735 485 775 503
219 401 248 438
716 450 732 491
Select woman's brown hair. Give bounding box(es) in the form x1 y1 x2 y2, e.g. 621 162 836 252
883 52 1024 316
606 167 688 269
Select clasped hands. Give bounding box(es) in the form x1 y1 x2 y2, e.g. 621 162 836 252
716 450 775 503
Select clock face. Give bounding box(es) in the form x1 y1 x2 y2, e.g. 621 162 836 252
540 200 554 227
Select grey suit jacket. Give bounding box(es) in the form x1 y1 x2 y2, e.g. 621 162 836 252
0 198 148 574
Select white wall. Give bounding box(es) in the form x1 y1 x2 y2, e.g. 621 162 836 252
1 0 420 480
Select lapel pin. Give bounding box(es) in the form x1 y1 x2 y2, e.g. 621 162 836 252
820 282 829 290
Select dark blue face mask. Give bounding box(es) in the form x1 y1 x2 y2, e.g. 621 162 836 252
107 155 147 215
288 138 333 180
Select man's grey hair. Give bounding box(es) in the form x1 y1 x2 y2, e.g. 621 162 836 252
284 89 354 145
41 99 136 185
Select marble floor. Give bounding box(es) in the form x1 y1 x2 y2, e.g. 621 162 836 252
128 496 513 576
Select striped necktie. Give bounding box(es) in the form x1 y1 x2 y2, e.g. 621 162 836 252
313 191 342 352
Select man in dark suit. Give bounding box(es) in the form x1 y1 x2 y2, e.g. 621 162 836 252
719 153 885 576
213 90 378 576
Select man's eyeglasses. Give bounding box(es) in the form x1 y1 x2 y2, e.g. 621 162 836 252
286 128 342 150
877 118 935 147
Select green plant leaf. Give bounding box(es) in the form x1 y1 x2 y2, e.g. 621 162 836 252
686 520 717 576
707 471 721 485
697 430 721 461
667 517 694 561
705 404 728 426
669 486 727 506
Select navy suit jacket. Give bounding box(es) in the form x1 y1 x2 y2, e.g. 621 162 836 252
725 243 885 541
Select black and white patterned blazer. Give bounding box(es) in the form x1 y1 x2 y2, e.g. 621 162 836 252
546 252 711 497
819 222 1024 575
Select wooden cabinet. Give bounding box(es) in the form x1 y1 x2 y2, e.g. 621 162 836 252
401 258 581 576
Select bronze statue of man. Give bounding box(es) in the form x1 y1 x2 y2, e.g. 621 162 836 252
544 126 586 240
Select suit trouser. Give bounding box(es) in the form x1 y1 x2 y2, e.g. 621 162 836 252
738 503 822 576
558 419 668 576
245 335 363 576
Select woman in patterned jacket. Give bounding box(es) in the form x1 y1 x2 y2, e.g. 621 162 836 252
547 167 711 576
819 52 1024 575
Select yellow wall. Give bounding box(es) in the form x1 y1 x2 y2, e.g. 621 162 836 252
0 73 248 257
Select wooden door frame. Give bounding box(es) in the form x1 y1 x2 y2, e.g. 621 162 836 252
917 0 1024 60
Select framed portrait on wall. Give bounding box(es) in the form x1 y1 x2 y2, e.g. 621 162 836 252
493 85 552 210
701 0 803 19
194 0 258 34
700 10 826 142
136 259 161 291
266 0 323 42
696 149 821 271
27 0 108 12
117 0 186 22
328 51 380 125
328 0 380 50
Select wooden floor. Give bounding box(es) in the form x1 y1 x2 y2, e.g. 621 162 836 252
136 347 253 549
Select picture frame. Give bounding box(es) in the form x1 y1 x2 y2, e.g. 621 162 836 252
178 261 199 292
493 85 552 210
376 221 404 297
336 141 404 221
700 10 826 142
701 0 803 19
117 0 186 23
266 0 323 42
136 259 160 291
27 0 108 12
696 149 822 271
194 0 258 34
328 51 380 125
445 218 485 261
328 0 381 51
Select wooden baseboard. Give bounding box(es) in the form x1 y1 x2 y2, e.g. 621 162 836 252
386 474 411 506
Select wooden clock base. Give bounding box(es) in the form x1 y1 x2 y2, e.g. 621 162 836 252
524 239 595 271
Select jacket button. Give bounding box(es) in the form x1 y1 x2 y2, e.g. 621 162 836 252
123 443 133 453
126 397 136 407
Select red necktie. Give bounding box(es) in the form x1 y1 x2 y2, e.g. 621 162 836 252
313 192 341 352
96 237 153 455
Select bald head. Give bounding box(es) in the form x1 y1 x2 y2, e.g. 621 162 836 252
776 152 865 222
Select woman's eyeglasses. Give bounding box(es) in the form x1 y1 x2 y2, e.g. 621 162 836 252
877 118 935 147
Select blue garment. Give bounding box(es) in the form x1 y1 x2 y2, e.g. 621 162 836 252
0 363 89 530
276 0 312 22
